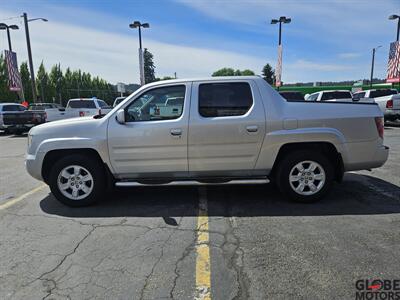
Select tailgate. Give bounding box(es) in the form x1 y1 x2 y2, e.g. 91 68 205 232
392 95 400 109
3 112 45 125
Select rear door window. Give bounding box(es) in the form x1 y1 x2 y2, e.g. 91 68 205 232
369 90 397 98
67 100 96 108
321 91 352 101
2 105 26 111
198 82 253 117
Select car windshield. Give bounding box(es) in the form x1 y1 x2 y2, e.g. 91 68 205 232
97 100 109 108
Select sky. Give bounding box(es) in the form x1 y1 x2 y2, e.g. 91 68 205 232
0 0 399 84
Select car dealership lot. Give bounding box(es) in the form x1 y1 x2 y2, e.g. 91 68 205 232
0 126 399 299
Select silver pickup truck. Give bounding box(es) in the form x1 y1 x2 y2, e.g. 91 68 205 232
25 76 389 206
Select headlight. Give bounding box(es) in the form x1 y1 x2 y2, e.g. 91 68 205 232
27 134 32 148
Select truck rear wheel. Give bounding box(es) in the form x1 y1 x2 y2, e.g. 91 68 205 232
49 154 105 207
276 150 334 203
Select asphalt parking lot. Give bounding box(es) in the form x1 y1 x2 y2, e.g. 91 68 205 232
0 125 399 300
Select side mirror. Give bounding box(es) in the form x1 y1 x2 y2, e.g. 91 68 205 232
116 109 125 124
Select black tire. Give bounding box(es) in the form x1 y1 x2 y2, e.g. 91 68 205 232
48 154 105 207
276 150 334 203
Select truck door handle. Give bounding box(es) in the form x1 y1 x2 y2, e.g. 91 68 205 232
170 129 182 136
246 125 258 133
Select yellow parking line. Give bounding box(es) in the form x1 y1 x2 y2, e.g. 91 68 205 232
195 187 211 300
0 185 46 210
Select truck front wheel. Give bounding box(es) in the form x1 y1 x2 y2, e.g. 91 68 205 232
276 150 334 203
49 154 105 207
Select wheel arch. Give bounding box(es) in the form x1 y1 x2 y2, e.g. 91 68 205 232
269 142 344 183
42 148 114 185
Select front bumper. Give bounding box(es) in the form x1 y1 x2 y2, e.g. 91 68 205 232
25 152 46 181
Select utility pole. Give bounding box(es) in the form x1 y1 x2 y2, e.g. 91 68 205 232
23 13 37 102
22 13 48 102
370 46 382 88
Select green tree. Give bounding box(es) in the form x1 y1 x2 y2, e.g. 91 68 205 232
20 62 33 102
36 62 49 102
241 69 255 76
143 48 156 84
212 68 235 76
212 68 255 76
262 63 275 85
49 64 63 104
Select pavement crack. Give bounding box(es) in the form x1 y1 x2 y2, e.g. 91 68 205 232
26 225 97 299
169 234 197 299
139 217 183 300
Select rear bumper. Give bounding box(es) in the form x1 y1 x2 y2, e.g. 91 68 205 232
1 124 35 131
384 109 400 121
343 142 389 171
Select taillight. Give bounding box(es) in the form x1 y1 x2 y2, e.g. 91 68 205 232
375 117 384 139
386 100 393 109
79 111 85 117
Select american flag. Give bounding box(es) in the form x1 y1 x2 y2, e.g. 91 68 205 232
4 50 22 92
386 41 400 83
275 45 283 87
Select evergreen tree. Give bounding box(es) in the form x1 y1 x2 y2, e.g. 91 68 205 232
20 62 32 102
262 64 275 84
36 62 49 102
143 48 156 84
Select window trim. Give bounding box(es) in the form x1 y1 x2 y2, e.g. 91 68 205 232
197 82 254 118
124 84 186 123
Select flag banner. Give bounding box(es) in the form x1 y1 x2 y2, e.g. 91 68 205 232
275 45 283 87
4 50 23 92
386 41 400 83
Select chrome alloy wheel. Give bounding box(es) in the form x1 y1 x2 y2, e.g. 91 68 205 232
57 165 94 200
289 160 326 196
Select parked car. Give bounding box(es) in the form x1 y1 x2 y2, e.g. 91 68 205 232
28 103 67 122
66 98 113 118
305 90 353 102
0 103 46 135
26 77 388 206
279 91 304 101
113 97 126 107
353 89 400 122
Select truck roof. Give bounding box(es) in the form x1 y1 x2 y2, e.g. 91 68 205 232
142 76 262 87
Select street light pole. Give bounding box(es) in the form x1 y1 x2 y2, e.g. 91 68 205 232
129 21 149 86
22 12 48 103
389 14 400 41
0 23 19 51
6 27 12 51
271 16 291 89
370 45 382 88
